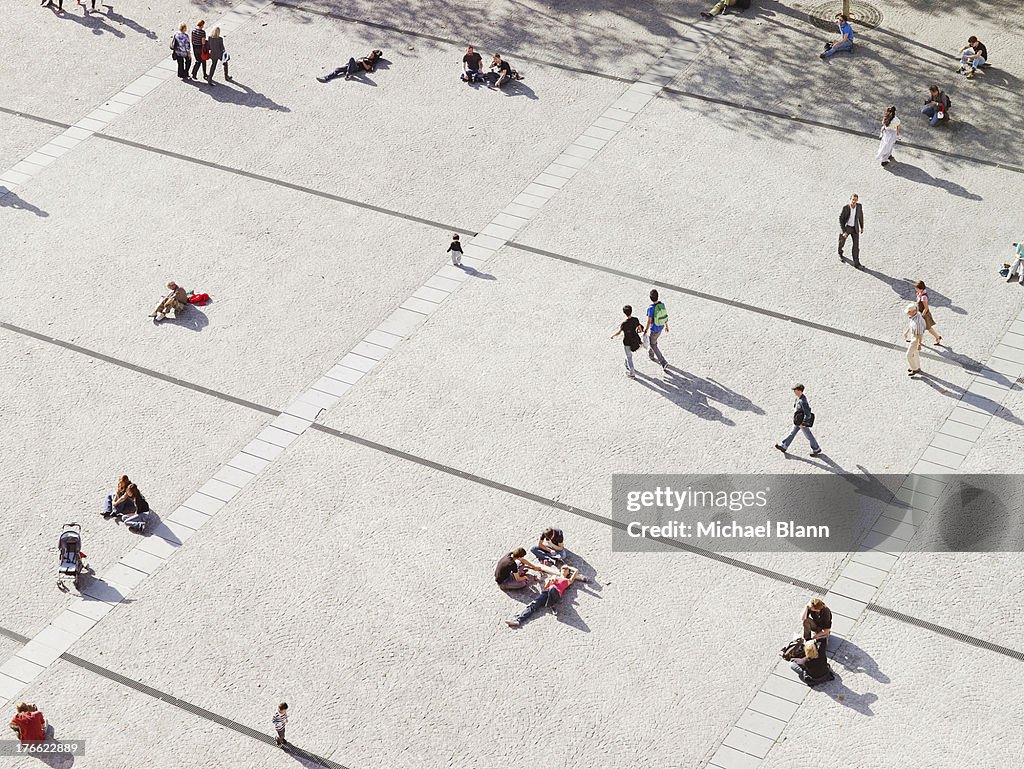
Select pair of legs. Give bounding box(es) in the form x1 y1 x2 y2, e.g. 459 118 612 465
275 728 287 747
462 68 483 83
779 425 820 453
103 495 134 517
322 58 359 82
648 330 668 368
789 660 833 686
906 339 922 374
623 345 637 377
921 105 946 127
822 39 853 58
512 586 562 626
1007 258 1024 284
208 58 230 82
191 49 208 79
959 54 985 72
152 299 186 320
450 249 462 266
176 56 192 80
121 512 148 530
838 225 860 266
701 0 737 17
530 545 567 563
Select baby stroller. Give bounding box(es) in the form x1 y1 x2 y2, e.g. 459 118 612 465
57 523 86 591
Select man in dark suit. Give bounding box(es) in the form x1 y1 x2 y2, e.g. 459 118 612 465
838 194 864 269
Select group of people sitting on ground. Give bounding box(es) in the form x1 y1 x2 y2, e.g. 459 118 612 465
317 50 383 82
780 597 835 686
494 527 587 628
102 475 150 532
461 46 523 87
8 703 46 744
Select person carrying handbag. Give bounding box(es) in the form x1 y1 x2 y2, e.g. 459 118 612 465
172 24 193 81
775 384 822 457
190 19 209 81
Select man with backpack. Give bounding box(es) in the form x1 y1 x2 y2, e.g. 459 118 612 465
643 289 670 373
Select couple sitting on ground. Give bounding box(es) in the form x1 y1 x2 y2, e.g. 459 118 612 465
461 47 522 87
318 49 383 82
780 597 835 686
103 475 150 531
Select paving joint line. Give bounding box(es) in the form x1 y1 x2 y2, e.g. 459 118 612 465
705 301 1024 768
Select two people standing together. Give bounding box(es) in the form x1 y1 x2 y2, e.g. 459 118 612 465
612 289 670 378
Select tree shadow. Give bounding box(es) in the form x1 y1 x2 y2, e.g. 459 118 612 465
633 366 763 424
186 78 291 112
95 4 157 39
886 160 982 201
0 187 49 217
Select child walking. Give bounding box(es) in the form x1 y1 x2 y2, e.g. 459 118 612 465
447 233 463 266
272 703 289 748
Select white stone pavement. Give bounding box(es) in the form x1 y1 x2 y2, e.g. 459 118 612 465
0 11 729 710
707 304 1024 768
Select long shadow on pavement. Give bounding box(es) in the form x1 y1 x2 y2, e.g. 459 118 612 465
1 187 49 217
634 367 764 425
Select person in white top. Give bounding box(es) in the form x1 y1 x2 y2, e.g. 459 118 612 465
905 303 926 377
875 106 900 167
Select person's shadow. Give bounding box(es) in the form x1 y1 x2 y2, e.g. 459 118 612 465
1 187 49 217
158 305 209 332
860 270 968 316
95 4 156 39
499 79 538 100
56 5 125 38
23 724 76 767
887 161 982 201
189 79 290 112
458 265 497 280
634 367 763 425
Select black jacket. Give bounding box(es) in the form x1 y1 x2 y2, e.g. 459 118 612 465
839 203 864 230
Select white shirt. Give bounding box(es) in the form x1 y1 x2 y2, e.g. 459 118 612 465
907 313 926 338
884 116 900 132
847 204 858 227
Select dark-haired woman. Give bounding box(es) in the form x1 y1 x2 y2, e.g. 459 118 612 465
875 106 900 166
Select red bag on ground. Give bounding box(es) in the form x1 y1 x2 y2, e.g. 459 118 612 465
188 292 210 305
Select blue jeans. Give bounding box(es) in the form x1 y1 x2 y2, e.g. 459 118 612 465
530 545 567 562
781 425 820 452
922 105 940 126
517 587 561 623
823 39 853 57
105 495 134 516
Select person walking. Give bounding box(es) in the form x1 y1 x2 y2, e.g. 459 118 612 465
643 289 670 372
837 194 864 268
190 20 209 81
915 281 942 345
42 0 65 14
272 703 289 747
207 27 226 85
172 24 192 81
612 304 643 378
774 384 821 457
905 303 926 377
446 233 463 266
875 106 900 167
1005 241 1024 285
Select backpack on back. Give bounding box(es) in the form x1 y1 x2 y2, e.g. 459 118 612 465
652 302 669 326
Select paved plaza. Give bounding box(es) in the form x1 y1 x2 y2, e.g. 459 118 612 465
1 0 1023 767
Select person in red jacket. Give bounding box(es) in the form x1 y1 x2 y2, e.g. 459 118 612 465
9 703 46 742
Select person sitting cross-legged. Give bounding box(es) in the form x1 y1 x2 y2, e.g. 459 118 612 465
790 639 835 686
495 547 543 590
